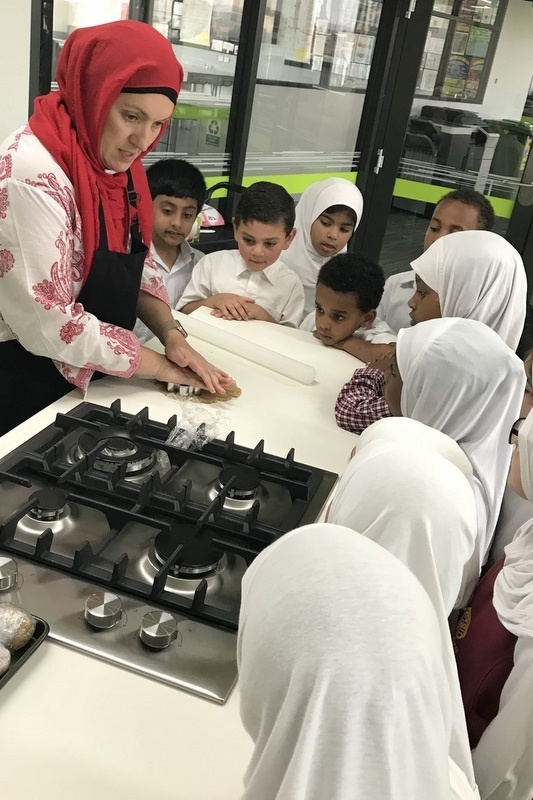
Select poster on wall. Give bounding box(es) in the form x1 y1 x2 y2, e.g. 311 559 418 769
354 0 382 35
451 22 469 55
288 0 320 65
458 0 476 21
353 35 374 64
419 69 439 94
465 26 491 58
433 1 454 11
443 54 469 97
465 56 484 98
180 0 214 46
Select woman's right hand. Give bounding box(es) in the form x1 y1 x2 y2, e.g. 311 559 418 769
134 347 207 390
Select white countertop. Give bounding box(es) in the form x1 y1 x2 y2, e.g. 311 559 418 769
0 311 361 799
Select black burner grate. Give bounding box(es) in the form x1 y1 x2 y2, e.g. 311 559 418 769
0 400 337 630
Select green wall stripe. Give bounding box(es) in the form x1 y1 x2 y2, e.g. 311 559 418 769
205 172 357 196
205 172 513 218
173 104 230 120
393 177 514 218
241 172 357 193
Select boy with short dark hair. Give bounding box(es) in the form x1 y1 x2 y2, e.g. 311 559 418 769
300 253 396 362
378 188 496 332
177 181 304 327
134 158 207 342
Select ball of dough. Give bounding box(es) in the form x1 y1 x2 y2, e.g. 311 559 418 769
0 602 36 651
0 643 11 677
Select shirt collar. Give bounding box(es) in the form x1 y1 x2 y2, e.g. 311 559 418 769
235 252 280 284
150 240 195 273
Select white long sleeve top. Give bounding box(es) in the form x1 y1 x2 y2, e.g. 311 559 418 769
0 126 169 391
177 249 305 327
476 506 533 800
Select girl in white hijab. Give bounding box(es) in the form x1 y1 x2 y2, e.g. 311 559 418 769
356 416 474 484
238 523 479 800
466 408 533 800
384 317 525 564
408 230 526 351
282 178 364 315
328 439 477 784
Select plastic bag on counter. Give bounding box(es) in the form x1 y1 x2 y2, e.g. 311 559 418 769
165 401 230 450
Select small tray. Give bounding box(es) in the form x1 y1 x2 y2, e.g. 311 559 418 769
0 616 49 689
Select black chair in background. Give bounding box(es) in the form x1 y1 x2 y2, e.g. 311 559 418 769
196 181 245 255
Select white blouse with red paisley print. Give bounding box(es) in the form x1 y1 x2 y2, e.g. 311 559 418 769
0 126 169 392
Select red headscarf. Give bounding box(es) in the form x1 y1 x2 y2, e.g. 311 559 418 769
29 21 183 280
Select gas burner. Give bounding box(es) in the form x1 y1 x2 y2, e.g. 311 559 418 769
137 526 235 599
0 399 338 701
208 464 268 512
218 465 260 500
153 527 225 577
28 488 68 521
14 491 110 557
66 428 169 484
76 430 155 474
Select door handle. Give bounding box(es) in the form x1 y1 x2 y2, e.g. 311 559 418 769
406 0 417 18
373 148 385 174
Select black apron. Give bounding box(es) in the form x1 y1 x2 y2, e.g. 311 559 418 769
0 176 147 436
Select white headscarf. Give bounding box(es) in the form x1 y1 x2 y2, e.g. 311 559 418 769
283 178 364 315
238 524 479 800
411 230 526 350
357 417 474 485
397 317 525 564
493 409 533 637
328 440 477 783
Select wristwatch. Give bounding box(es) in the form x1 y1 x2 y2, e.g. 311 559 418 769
170 318 188 338
174 318 188 338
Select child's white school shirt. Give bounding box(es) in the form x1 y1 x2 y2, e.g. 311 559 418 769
376 270 415 333
299 310 397 343
134 241 202 343
177 249 305 327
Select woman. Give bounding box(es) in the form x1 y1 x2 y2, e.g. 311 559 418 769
409 230 526 350
238 523 480 800
327 438 478 785
382 317 525 564
454 410 533 800
282 177 364 316
0 21 232 436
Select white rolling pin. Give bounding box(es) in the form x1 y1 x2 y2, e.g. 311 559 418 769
175 312 316 385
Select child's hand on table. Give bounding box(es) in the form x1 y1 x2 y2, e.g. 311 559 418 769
209 294 255 320
244 304 277 323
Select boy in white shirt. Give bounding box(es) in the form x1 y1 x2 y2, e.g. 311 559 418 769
134 159 206 342
378 188 495 333
177 182 304 327
300 252 396 362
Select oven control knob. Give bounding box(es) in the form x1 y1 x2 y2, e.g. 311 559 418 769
84 592 123 630
139 610 178 649
0 557 18 591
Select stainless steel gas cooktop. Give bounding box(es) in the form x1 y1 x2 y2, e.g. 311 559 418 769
0 400 337 702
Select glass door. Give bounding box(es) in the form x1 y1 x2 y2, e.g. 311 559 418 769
51 0 246 181
242 0 386 194
373 0 533 280
51 1 130 85
145 0 245 180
